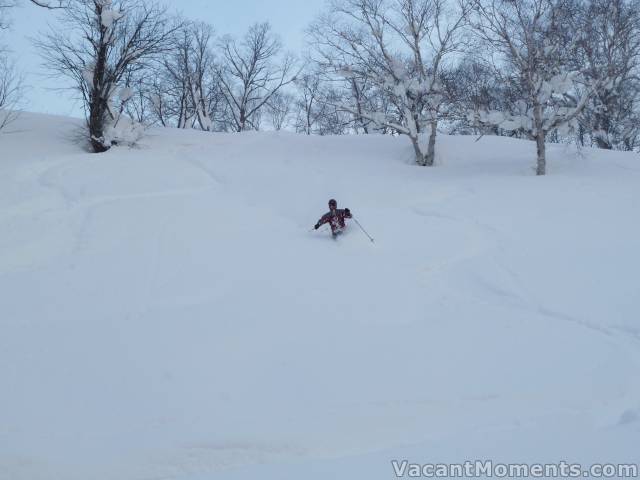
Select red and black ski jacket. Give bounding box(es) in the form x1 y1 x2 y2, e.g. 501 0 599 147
317 208 352 232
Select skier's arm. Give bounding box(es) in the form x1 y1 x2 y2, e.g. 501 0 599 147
315 213 330 229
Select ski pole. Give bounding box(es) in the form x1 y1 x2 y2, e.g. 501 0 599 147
353 217 375 243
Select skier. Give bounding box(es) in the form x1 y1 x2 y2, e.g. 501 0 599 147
314 199 352 238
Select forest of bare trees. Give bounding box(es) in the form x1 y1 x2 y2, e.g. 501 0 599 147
1 0 639 173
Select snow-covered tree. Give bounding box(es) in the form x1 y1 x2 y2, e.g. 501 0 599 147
37 0 179 152
217 22 298 132
575 0 640 151
310 0 471 166
470 0 602 175
446 57 504 135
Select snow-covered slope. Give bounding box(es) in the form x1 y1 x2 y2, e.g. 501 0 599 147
1 113 639 480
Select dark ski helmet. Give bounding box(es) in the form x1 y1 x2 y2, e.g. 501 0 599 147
328 199 337 208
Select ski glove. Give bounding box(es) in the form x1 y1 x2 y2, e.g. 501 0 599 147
314 223 320 230
344 208 351 215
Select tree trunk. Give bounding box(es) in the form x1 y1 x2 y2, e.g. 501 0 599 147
89 128 109 152
593 93 613 149
88 85 109 153
351 79 369 134
410 134 429 166
533 104 546 176
238 107 247 132
87 4 110 153
536 130 546 176
424 120 437 166
594 114 613 150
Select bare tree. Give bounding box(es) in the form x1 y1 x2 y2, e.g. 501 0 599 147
156 27 194 128
293 70 351 134
294 71 324 134
217 22 298 132
0 1 22 131
185 22 221 131
119 68 154 124
266 90 294 130
146 73 169 126
316 88 352 134
0 54 22 130
37 0 179 152
310 0 471 166
148 21 224 130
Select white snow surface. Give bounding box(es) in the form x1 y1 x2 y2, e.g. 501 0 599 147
1 113 639 480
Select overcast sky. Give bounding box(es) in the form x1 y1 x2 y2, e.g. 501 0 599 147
7 0 327 116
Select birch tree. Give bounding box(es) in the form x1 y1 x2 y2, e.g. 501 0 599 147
310 0 470 166
470 0 603 175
